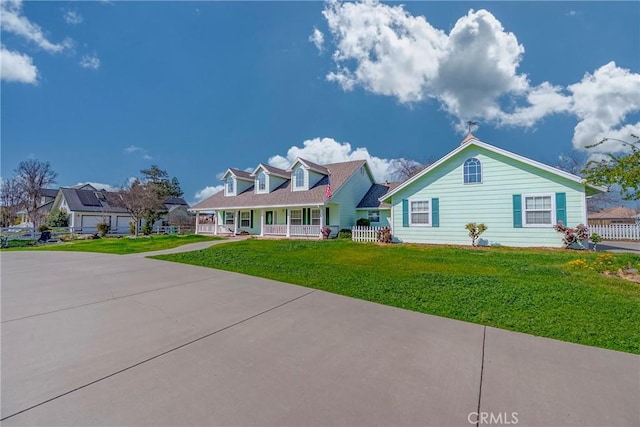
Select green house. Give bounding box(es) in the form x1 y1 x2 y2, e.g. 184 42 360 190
381 134 604 247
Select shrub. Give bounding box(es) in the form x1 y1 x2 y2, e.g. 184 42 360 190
554 221 588 249
321 226 332 239
142 220 153 235
356 218 371 227
338 229 352 239
465 223 487 247
96 222 110 237
38 224 50 232
47 208 69 227
376 226 392 243
129 221 136 235
589 233 602 251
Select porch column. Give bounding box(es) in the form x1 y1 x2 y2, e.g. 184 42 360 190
213 210 218 235
319 206 324 239
286 209 290 237
234 211 238 236
195 211 200 234
260 209 265 237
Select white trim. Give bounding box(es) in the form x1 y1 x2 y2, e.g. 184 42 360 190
255 172 267 194
409 198 432 227
225 176 236 197
380 139 605 203
462 157 483 185
522 193 556 228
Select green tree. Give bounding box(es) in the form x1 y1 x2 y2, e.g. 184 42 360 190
140 165 183 233
47 208 70 227
582 135 640 201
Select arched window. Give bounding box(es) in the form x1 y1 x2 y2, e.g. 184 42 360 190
256 172 266 191
226 176 234 193
463 158 482 184
295 168 305 188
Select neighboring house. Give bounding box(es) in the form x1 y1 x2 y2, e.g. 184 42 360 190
190 159 376 237
17 187 66 225
588 206 640 225
381 134 605 247
50 187 189 234
355 182 401 227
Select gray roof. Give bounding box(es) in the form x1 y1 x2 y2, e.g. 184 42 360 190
40 188 59 198
227 168 253 181
60 188 188 213
256 164 289 177
357 183 401 209
192 160 367 210
292 158 330 175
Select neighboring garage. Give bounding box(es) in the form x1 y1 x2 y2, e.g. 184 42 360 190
80 215 108 233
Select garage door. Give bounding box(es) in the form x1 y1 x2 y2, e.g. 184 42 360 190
81 215 107 233
115 216 134 234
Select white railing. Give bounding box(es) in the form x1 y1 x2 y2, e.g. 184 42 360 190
290 225 321 237
196 224 216 234
352 226 384 243
264 224 287 235
589 224 640 240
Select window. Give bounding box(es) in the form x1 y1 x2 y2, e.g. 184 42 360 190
224 212 234 225
290 209 302 225
240 211 250 227
294 168 305 188
523 194 554 226
226 176 234 194
368 210 380 223
311 209 320 225
463 158 482 184
410 200 430 226
256 172 266 192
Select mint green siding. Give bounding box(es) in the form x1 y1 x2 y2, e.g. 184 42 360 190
390 146 587 247
356 209 391 226
332 166 375 228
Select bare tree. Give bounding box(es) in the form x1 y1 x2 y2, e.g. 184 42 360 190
14 159 57 227
0 177 24 226
107 179 164 236
390 158 427 181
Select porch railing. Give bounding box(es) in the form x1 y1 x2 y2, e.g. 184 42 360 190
290 225 321 236
263 224 287 235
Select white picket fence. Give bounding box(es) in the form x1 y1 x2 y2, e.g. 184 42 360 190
588 224 640 240
352 226 384 243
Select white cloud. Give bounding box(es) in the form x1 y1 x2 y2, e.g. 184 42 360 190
124 145 152 160
143 154 153 160
309 27 325 52
124 145 142 153
80 53 100 70
567 62 640 153
74 181 118 192
63 10 83 25
319 0 640 156
195 185 224 202
0 45 38 83
268 136 413 182
0 0 72 53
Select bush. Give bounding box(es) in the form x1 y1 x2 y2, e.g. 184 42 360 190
356 218 371 227
338 229 352 239
96 222 110 237
129 221 136 235
47 208 69 227
38 224 50 232
321 226 332 239
465 223 487 247
554 221 588 249
376 226 392 243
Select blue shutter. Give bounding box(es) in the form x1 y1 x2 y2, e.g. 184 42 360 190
432 198 439 227
513 195 522 228
555 192 566 225
402 199 409 227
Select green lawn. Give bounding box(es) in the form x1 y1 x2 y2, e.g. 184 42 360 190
153 239 640 354
3 234 221 254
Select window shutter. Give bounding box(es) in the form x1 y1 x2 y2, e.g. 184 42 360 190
250 210 254 228
513 194 522 228
432 198 439 227
402 199 409 227
555 192 567 225
325 207 330 226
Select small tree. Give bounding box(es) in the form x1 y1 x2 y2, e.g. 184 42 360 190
582 135 639 201
0 177 24 226
465 223 487 247
14 159 57 228
106 179 164 236
589 233 602 252
47 208 69 227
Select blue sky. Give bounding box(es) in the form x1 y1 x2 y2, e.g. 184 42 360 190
2 0 639 204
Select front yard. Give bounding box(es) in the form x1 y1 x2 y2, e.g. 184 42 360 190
153 239 640 354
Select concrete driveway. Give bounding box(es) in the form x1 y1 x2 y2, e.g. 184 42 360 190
1 243 638 426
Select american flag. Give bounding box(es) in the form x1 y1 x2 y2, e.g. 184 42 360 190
325 175 332 199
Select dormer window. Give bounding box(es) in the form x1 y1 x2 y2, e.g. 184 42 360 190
256 172 266 192
294 168 305 188
463 158 482 184
226 176 235 194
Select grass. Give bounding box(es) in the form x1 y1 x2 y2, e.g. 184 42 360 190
153 239 640 354
2 234 221 254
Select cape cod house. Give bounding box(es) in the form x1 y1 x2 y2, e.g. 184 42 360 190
191 159 376 238
381 134 605 247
